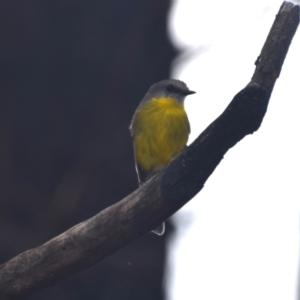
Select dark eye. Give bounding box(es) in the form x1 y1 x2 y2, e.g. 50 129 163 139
167 84 175 92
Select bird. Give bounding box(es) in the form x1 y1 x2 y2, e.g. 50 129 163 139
130 79 195 235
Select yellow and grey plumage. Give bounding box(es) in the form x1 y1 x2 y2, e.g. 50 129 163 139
130 79 195 235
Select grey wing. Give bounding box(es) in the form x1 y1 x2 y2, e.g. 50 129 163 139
130 112 148 186
133 143 149 187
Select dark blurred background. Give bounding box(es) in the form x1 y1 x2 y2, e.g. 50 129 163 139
0 1 177 299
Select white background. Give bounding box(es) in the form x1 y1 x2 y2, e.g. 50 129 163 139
166 1 300 299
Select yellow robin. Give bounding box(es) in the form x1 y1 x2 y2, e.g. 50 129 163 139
130 79 195 235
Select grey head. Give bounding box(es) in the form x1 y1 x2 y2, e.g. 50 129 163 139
142 79 196 104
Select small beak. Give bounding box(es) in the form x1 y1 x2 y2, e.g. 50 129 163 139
183 89 196 96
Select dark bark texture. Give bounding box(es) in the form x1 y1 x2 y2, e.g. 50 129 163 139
0 1 299 300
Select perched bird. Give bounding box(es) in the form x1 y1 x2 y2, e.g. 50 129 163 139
130 79 195 235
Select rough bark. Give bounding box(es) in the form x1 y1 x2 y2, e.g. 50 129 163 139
0 2 298 300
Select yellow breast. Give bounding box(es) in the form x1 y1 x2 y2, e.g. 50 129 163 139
132 97 190 172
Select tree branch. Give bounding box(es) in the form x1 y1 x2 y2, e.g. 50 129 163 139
0 2 299 299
